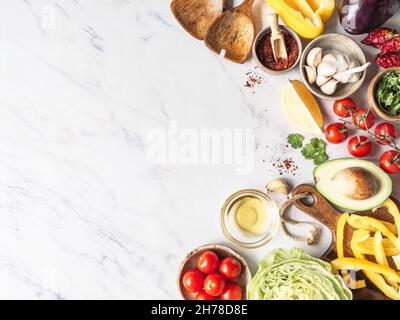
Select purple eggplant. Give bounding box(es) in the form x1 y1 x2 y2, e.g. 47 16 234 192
338 0 400 35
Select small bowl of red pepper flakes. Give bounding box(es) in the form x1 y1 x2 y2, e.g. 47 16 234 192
252 25 302 75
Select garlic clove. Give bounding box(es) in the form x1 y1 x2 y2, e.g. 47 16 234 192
266 179 290 195
320 79 338 95
306 47 323 68
348 73 362 83
304 66 317 84
322 53 337 64
335 54 350 72
316 75 332 86
317 61 337 77
333 72 352 84
348 59 360 69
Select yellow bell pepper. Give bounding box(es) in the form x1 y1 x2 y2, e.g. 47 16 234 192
373 199 400 236
352 238 399 257
336 213 349 259
265 0 335 39
350 237 400 300
331 257 400 282
348 215 400 250
347 215 397 236
374 231 398 287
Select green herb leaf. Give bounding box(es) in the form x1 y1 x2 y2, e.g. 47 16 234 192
375 72 400 116
301 138 328 165
287 134 304 149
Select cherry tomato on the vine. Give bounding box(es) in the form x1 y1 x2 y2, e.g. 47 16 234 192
325 123 349 144
219 257 242 280
195 290 217 300
220 282 243 300
374 123 397 145
333 98 357 118
182 269 205 293
348 136 372 157
353 109 375 130
197 251 220 274
204 273 225 297
380 150 400 174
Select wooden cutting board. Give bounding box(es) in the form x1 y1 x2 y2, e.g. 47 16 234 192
292 184 399 300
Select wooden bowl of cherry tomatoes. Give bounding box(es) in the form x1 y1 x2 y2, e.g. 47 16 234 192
177 244 252 300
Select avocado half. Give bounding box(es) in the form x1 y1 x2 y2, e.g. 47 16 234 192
314 158 392 212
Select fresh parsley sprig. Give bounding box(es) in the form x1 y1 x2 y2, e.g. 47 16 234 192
288 134 329 165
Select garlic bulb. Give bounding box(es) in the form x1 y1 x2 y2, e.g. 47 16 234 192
306 48 370 96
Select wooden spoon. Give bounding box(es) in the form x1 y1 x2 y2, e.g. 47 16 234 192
170 0 225 40
204 0 256 64
267 13 287 60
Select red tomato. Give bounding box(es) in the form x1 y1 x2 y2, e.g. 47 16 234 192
219 257 242 280
333 98 357 118
182 269 204 293
220 282 242 300
347 136 372 157
197 251 220 274
195 289 217 300
380 150 400 174
325 123 349 144
353 109 375 130
374 123 397 145
204 273 225 297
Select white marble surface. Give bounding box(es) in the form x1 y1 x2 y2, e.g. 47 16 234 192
0 0 399 299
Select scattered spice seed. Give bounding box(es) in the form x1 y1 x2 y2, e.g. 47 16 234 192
271 157 298 176
244 67 263 89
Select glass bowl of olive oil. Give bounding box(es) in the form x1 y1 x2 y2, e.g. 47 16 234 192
220 189 279 249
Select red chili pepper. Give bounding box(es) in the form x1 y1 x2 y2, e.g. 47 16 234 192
375 51 400 68
362 28 397 49
381 36 400 52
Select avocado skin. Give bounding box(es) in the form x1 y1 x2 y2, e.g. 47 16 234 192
314 158 392 212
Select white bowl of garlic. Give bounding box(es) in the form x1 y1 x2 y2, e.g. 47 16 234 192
300 34 369 100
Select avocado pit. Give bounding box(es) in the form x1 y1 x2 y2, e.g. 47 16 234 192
331 167 377 200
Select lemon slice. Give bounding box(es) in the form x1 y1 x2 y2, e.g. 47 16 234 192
281 80 324 135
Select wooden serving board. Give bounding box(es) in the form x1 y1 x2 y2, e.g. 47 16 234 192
292 184 399 300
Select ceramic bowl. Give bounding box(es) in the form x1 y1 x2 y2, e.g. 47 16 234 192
252 25 302 75
177 244 252 300
368 67 400 124
300 34 367 100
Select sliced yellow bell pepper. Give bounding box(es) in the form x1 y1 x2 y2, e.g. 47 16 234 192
350 237 400 300
363 272 400 300
347 215 397 236
348 215 400 250
306 0 335 23
331 257 400 282
373 199 400 236
265 0 335 39
336 213 349 259
374 231 399 287
352 238 399 257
